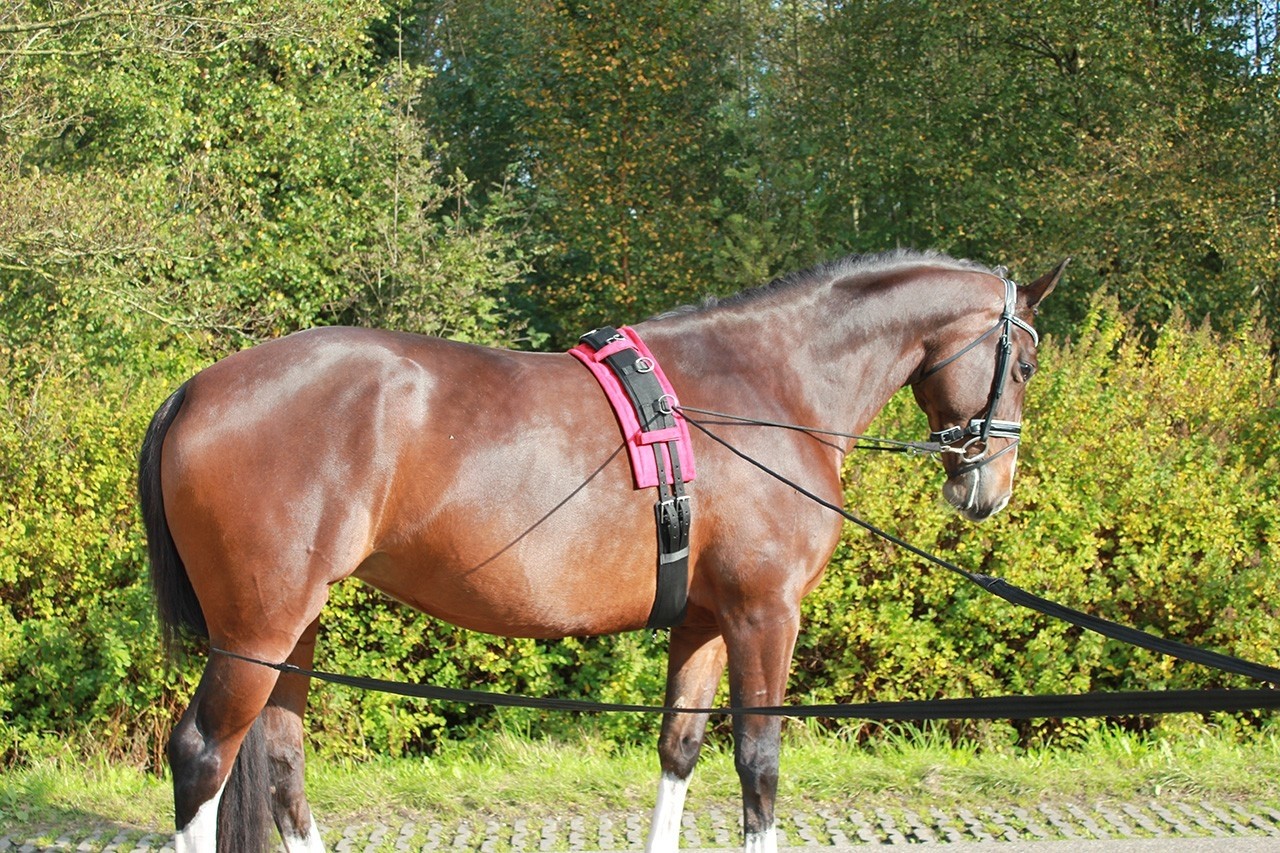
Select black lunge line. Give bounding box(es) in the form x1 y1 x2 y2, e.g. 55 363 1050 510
209 410 1280 719
678 410 1280 686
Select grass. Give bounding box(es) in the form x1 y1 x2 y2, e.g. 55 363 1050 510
4 721 1280 839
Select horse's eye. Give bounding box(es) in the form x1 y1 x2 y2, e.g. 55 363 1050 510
1019 361 1036 381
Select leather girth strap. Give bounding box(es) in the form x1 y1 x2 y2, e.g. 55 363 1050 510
577 326 691 629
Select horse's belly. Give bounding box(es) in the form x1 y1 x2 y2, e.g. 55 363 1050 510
353 546 656 639
353 471 662 641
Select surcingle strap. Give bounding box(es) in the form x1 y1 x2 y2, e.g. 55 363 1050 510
570 326 695 629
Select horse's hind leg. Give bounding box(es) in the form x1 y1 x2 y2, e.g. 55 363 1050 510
646 617 727 853
262 617 325 852
169 654 280 852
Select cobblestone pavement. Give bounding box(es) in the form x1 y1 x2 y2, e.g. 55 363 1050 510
5 799 1280 852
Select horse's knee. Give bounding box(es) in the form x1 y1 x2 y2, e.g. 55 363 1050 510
658 718 708 779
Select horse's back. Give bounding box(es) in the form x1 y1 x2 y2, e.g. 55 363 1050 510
160 327 661 639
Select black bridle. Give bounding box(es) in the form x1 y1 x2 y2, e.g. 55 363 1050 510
916 277 1038 465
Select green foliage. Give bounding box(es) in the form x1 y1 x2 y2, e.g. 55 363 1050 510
2 0 526 349
308 583 668 755
798 298 1279 742
0 341 204 768
2 0 1279 766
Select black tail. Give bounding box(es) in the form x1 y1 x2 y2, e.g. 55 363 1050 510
138 382 207 658
217 714 274 852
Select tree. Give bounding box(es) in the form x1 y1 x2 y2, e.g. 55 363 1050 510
748 0 1280 336
419 0 743 344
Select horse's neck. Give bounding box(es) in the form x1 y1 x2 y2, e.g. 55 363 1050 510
643 280 929 443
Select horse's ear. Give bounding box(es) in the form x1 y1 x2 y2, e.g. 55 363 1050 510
1023 257 1070 308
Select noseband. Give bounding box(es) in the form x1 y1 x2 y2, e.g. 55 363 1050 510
916 278 1037 465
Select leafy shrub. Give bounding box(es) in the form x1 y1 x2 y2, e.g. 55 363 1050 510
798 298 1279 741
1 297 1276 764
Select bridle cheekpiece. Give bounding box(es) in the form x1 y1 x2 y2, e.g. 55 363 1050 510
918 277 1037 459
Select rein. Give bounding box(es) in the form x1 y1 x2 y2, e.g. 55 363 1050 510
675 411 1280 685
671 404 956 457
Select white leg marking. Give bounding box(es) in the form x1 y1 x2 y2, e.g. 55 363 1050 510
283 816 326 852
645 771 690 852
174 778 227 853
744 825 777 853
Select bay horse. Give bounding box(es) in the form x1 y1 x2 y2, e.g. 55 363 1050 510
138 249 1065 852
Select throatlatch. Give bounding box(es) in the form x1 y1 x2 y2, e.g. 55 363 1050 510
571 326 694 629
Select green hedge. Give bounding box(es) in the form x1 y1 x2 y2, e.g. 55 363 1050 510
800 300 1280 736
2 298 1277 764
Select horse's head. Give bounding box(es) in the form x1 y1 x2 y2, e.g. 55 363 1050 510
911 260 1068 521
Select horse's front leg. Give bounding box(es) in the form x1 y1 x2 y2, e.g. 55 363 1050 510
646 615 728 853
725 606 801 853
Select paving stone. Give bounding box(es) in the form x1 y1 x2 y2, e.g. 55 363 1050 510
1120 803 1165 836
846 808 879 844
708 807 734 847
451 821 471 850
511 818 529 852
816 809 849 847
1010 806 1050 840
102 829 133 851
569 816 587 851
625 814 644 848
540 818 560 852
983 807 1022 842
335 823 360 852
1066 803 1110 839
956 807 995 842
1148 799 1197 835
930 806 968 843
1231 803 1280 836
1095 803 1136 838
1175 801 1229 837
395 820 419 851
790 812 821 846
365 822 388 853
1037 804 1082 839
873 808 907 845
680 811 700 849
1201 800 1251 835
597 815 617 851
900 808 937 843
480 818 503 853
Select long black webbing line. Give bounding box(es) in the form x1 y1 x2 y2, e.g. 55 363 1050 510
210 645 1280 719
677 413 1280 687
210 414 1280 720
